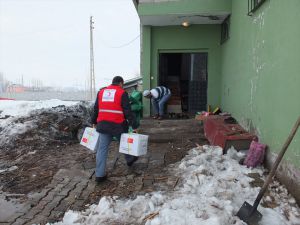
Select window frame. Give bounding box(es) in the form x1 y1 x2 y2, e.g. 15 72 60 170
248 0 267 16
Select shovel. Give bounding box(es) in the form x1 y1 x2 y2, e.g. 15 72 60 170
237 116 300 225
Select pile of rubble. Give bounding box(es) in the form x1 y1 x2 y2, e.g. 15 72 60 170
0 102 94 194
0 102 93 153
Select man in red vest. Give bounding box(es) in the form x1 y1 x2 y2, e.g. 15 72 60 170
91 76 138 183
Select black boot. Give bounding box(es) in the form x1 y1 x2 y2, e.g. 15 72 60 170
127 156 138 167
95 175 107 183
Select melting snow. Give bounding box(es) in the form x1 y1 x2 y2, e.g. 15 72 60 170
0 99 78 118
49 146 300 225
0 99 79 149
1 100 299 224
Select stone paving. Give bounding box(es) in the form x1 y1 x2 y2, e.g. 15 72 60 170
0 119 206 225
1 169 94 225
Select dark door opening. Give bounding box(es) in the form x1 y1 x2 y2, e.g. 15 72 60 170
159 52 208 114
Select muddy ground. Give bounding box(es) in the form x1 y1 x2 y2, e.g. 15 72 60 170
0 106 204 198
1 104 296 225
0 103 208 224
0 103 93 195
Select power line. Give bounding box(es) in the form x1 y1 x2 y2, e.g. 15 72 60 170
99 34 140 49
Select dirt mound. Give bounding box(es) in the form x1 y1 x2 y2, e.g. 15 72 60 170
0 102 93 153
0 102 94 194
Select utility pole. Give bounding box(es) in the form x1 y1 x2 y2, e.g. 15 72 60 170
90 16 96 100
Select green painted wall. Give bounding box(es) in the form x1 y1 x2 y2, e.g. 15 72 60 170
141 25 222 116
220 0 300 167
138 0 231 16
141 26 152 115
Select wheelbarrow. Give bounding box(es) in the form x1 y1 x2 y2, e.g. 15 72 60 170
237 116 300 224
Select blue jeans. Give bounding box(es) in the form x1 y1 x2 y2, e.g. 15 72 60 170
96 133 135 177
151 93 171 116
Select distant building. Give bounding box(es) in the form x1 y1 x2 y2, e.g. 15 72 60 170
99 76 142 93
123 76 143 93
6 84 26 93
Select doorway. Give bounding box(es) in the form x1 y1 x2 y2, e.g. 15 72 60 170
159 52 208 114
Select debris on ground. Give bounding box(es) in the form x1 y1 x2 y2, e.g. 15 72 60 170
0 101 299 225
50 146 300 225
0 102 206 224
0 100 93 194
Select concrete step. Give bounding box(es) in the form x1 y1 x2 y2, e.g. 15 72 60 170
139 119 204 143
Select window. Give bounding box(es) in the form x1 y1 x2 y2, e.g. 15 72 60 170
221 15 230 44
248 0 266 16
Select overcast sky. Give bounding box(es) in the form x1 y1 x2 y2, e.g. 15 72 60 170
0 0 140 89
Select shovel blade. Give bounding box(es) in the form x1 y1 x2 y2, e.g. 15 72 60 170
236 201 263 225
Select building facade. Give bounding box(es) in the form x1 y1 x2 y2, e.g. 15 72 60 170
133 0 300 203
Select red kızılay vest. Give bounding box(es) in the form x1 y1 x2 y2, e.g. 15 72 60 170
97 85 125 124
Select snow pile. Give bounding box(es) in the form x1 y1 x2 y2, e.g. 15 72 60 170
262 180 300 224
0 100 93 151
0 119 37 146
50 146 300 225
0 99 78 118
0 99 79 142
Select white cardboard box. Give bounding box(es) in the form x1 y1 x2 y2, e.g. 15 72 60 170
80 127 99 151
119 133 148 156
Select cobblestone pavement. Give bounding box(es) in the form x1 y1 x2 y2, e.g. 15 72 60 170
0 119 206 225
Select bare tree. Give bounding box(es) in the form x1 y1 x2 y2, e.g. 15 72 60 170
0 73 10 93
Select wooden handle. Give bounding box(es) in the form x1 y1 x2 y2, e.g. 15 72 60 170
252 116 300 210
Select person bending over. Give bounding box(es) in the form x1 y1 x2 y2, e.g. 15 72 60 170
143 86 171 120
